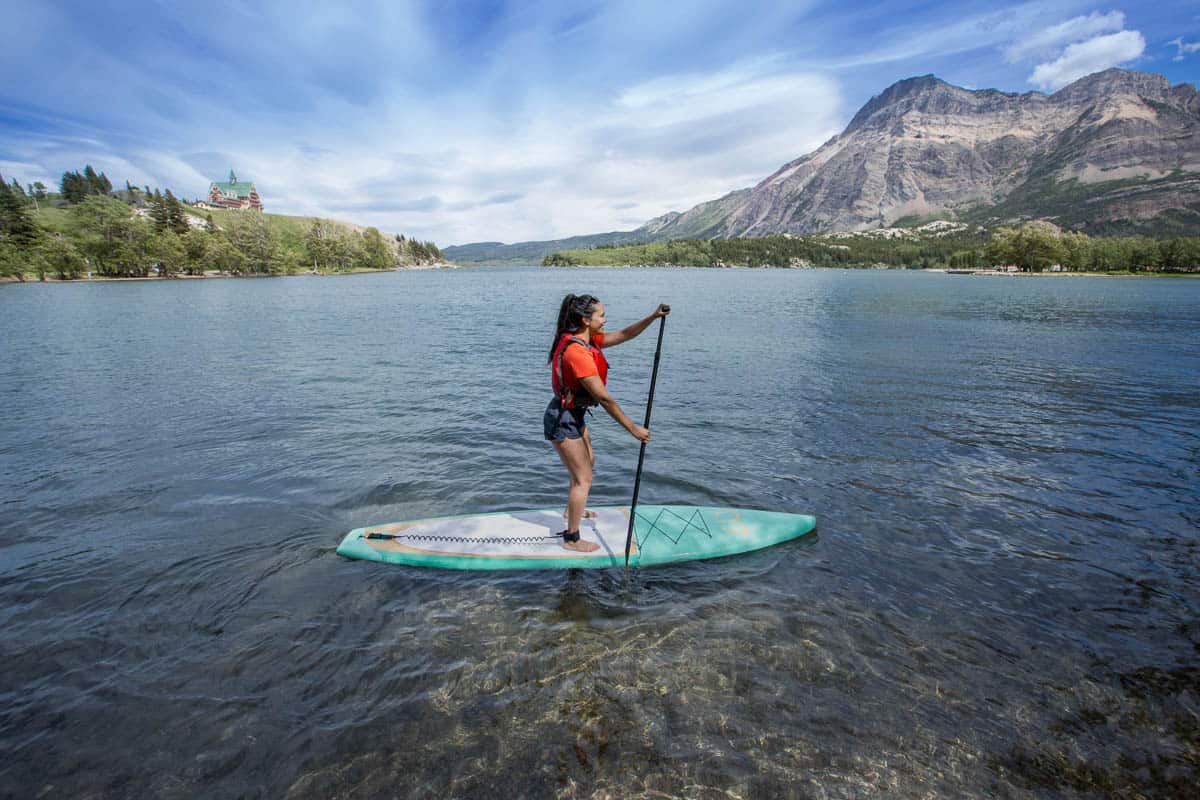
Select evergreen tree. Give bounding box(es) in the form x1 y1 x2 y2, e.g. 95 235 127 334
149 189 170 231
0 239 25 280
61 170 88 203
0 174 42 250
164 189 189 234
82 165 111 195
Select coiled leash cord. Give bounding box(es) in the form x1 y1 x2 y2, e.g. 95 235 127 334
365 530 575 545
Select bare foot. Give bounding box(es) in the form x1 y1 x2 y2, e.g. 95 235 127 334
564 509 598 519
563 538 600 553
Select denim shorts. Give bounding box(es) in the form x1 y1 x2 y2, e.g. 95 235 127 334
544 397 588 441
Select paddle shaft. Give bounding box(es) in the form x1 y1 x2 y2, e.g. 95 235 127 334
625 314 666 566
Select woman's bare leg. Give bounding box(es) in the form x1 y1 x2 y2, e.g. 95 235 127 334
553 436 600 552
583 426 596 472
562 427 599 519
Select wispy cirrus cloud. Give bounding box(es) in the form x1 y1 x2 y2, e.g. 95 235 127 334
1169 37 1200 61
1 1 1195 244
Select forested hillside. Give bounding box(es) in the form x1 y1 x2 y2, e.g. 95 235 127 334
543 223 1200 273
0 166 444 280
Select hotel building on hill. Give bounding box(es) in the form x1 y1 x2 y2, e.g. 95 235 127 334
206 170 263 211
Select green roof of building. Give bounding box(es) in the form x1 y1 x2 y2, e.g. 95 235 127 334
210 170 256 197
210 181 256 196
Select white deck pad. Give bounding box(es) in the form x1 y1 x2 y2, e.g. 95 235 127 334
362 507 634 561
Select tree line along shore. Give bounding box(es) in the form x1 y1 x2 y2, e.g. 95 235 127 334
543 224 1200 273
5 165 1199 280
0 166 445 281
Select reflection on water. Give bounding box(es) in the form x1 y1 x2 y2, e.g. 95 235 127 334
1 268 1197 797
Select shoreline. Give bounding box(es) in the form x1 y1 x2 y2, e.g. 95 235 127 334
543 264 1200 276
0 262 458 284
6 263 1198 283
925 268 1200 278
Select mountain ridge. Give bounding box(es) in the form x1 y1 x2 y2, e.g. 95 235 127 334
444 68 1200 264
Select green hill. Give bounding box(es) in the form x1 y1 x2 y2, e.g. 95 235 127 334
442 229 653 265
2 184 446 281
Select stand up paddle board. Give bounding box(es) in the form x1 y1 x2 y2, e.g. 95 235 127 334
336 505 815 570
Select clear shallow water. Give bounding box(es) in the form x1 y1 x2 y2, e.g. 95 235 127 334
1 268 1197 798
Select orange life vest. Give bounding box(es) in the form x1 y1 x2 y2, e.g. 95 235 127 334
551 333 609 409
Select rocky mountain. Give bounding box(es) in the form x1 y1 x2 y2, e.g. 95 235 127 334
643 69 1200 239
446 69 1199 263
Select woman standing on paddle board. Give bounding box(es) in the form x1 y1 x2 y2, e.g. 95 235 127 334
546 294 669 552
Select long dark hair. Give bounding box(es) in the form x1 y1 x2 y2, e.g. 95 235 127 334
548 293 599 363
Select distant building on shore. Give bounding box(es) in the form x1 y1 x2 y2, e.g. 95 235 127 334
205 170 263 211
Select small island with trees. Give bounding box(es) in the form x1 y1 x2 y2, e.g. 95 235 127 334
0 165 446 282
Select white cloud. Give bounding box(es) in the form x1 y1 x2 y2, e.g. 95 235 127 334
0 2 851 245
280 62 845 243
28 59 838 245
1168 37 1200 61
1028 30 1146 91
822 3 1041 69
1004 10 1125 62
0 160 48 186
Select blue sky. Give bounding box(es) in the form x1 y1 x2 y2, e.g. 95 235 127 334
2 1 1198 245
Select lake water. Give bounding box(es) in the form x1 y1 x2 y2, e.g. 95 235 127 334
1 267 1197 798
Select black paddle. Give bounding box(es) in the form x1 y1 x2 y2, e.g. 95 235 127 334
624 308 668 567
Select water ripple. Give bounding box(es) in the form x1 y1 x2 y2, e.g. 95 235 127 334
1 269 1198 797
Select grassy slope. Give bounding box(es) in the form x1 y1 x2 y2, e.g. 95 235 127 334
29 204 71 233
19 200 448 276
194 207 317 253
34 202 397 257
